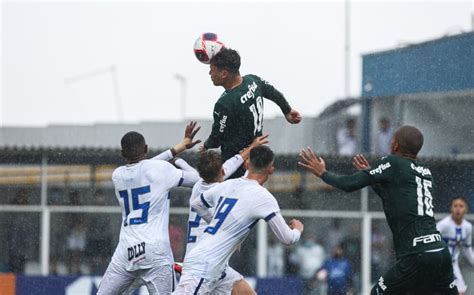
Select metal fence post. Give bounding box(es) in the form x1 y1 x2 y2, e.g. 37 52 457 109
361 187 371 293
362 213 372 294
40 154 50 276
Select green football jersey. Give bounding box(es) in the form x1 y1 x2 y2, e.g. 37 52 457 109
321 155 446 258
204 74 291 161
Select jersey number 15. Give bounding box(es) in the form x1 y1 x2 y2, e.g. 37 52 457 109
119 186 151 226
416 176 433 217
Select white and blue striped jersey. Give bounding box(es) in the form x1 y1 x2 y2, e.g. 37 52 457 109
185 155 244 255
186 180 218 252
110 159 184 271
183 177 283 280
437 216 474 265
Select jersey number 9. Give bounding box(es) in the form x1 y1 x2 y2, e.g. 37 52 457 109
205 197 238 235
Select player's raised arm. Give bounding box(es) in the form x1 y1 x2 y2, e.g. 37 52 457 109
298 147 381 192
190 184 222 222
203 102 229 150
221 134 270 180
267 213 303 246
152 121 201 161
259 76 301 124
256 193 303 246
157 160 199 189
172 158 197 174
178 168 200 188
239 134 269 161
352 154 370 170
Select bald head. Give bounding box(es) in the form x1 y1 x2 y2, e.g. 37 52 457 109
392 125 424 157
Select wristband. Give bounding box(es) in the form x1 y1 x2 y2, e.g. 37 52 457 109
170 147 177 157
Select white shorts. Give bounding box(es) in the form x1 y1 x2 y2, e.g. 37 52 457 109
211 267 244 295
174 267 244 295
97 262 176 295
453 262 467 293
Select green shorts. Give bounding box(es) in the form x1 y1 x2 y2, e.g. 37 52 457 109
371 247 458 295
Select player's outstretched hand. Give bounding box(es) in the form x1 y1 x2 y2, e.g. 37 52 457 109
285 109 302 124
289 219 304 232
183 121 202 149
352 154 370 171
172 121 202 156
251 134 269 147
239 134 270 161
298 147 326 177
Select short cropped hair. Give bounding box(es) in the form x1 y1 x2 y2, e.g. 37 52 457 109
197 151 223 183
396 125 424 156
210 48 241 74
249 146 274 172
121 131 146 159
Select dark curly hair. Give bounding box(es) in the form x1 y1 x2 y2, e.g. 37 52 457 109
197 151 223 183
210 48 241 74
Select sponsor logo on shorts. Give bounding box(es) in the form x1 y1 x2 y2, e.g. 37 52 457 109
412 233 442 246
128 241 146 261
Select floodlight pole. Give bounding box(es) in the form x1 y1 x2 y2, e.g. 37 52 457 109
110 65 124 122
174 74 187 121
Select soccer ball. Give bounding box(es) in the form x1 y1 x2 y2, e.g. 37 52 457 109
193 33 225 64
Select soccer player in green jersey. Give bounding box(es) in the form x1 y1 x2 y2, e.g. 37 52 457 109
203 48 302 177
298 125 458 295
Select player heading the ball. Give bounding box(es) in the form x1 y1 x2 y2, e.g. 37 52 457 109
203 48 302 178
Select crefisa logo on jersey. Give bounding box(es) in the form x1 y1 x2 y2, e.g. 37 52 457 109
410 163 432 176
240 82 258 104
369 163 391 175
219 115 227 132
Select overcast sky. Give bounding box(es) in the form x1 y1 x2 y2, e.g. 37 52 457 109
1 0 472 127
